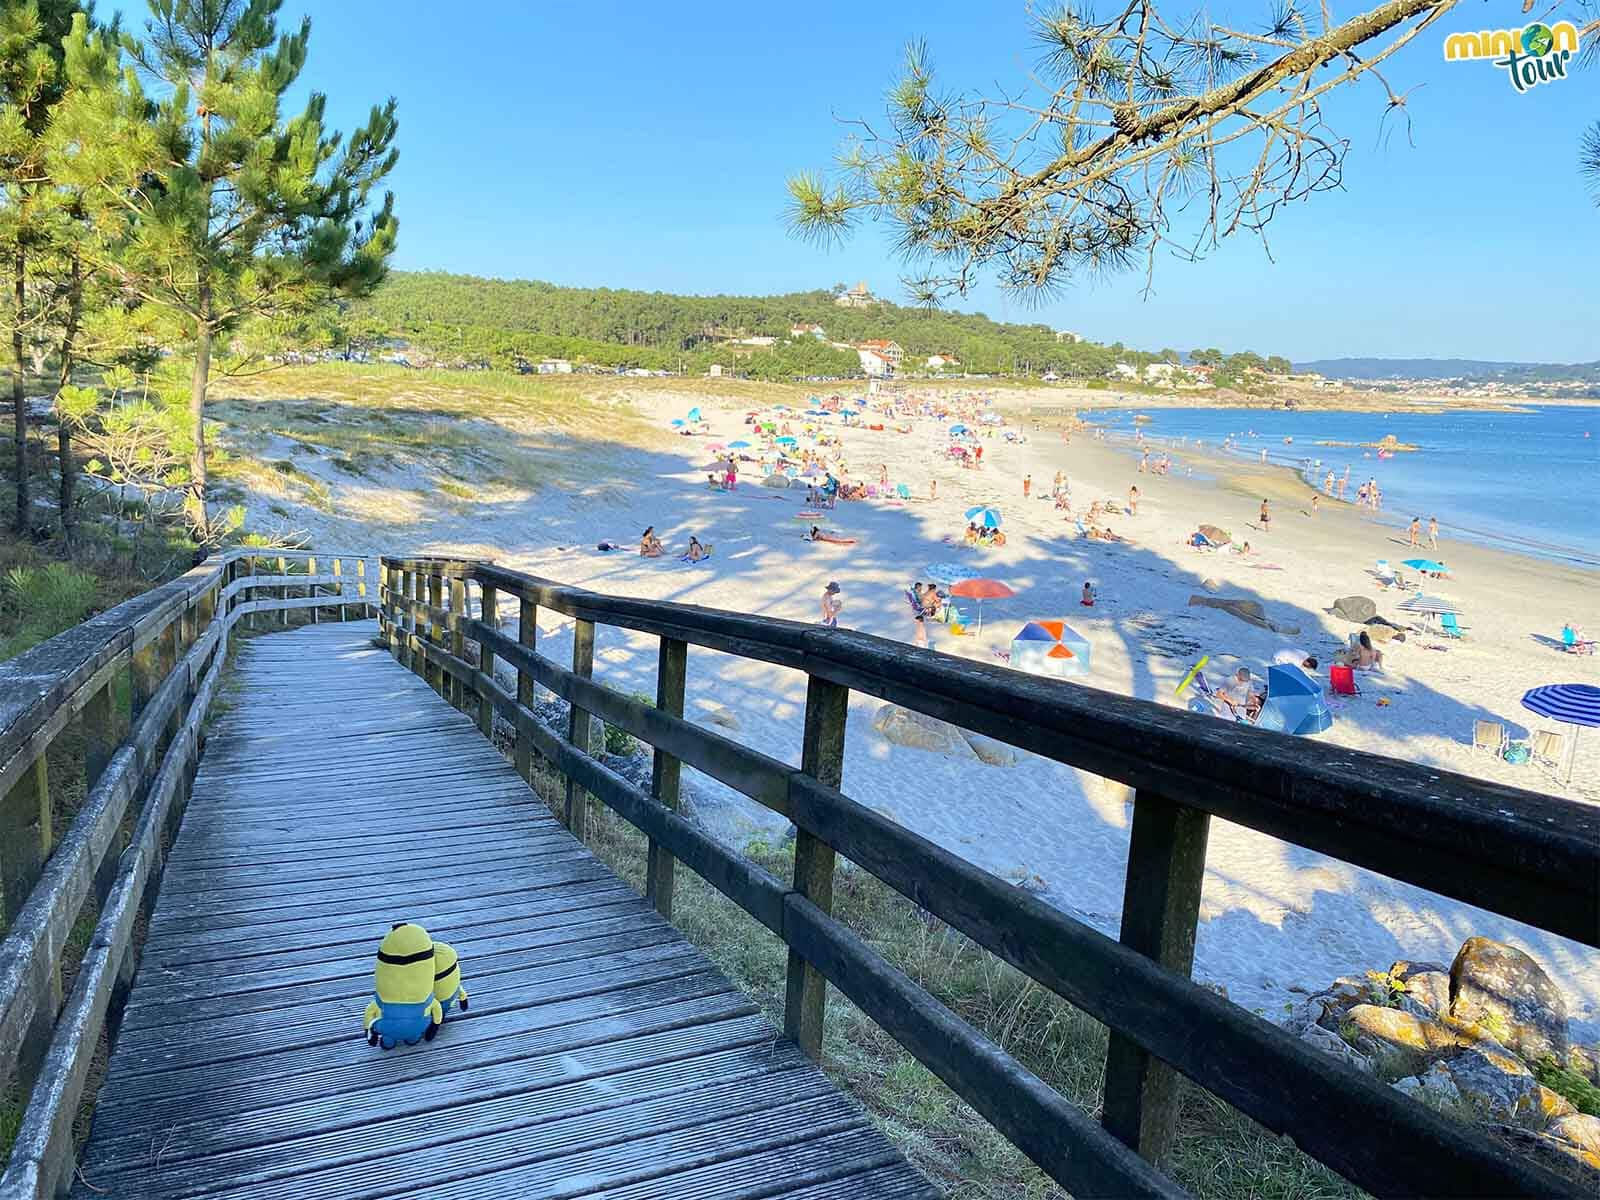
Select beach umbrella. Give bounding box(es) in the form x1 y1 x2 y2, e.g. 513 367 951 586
687 407 702 422
924 562 977 586
965 505 1003 529
670 419 685 427
948 423 969 435
1010 620 1090 677
1521 683 1600 784
1397 594 1460 628
949 577 1015 634
1401 558 1447 573
774 436 798 447
1255 665 1333 736
706 442 725 451
1198 524 1231 545
728 440 751 450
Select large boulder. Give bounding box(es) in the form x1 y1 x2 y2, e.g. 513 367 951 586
1393 1061 1462 1106
1300 1022 1370 1073
1449 937 1570 1065
1390 959 1452 1018
1344 1004 1457 1075
962 731 1018 767
1361 621 1405 644
872 704 978 760
1488 1123 1600 1185
763 474 792 488
1444 1044 1573 1123
1187 595 1301 636
1332 595 1377 623
1551 1113 1600 1157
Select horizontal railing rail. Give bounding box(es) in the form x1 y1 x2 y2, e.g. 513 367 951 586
380 554 1596 1200
0 549 377 1200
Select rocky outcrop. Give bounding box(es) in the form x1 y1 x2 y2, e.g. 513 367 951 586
961 731 1018 767
1331 595 1376 623
1344 1004 1457 1075
872 705 977 760
1187 594 1301 636
1449 936 1570 1065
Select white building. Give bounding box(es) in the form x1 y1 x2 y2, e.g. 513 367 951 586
835 281 878 308
1109 362 1139 380
1144 362 1179 384
858 349 893 378
926 353 962 370
1054 330 1081 344
537 359 574 374
790 323 827 340
856 340 903 376
708 364 725 378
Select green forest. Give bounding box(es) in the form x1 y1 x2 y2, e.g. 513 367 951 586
340 271 1191 379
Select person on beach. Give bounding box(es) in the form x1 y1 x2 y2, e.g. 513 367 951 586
1139 449 1149 474
1408 516 1420 547
684 536 709 562
1053 471 1063 497
1339 467 1350 499
907 583 933 647
930 479 938 501
1219 668 1263 721
1081 581 1096 607
879 464 889 486
819 581 842 628
1259 499 1271 531
1428 516 1439 550
1310 494 1320 517
639 526 663 557
1324 469 1335 494
1128 485 1140 515
1353 630 1384 670
1023 475 1032 499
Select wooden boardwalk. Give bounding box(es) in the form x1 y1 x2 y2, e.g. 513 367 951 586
71 622 934 1200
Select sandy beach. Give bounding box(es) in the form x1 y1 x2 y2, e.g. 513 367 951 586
239 383 1600 1037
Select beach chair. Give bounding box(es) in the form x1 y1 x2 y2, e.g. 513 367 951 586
1472 720 1506 758
896 483 912 500
1531 729 1565 770
1328 664 1360 696
1440 612 1468 639
1561 626 1596 655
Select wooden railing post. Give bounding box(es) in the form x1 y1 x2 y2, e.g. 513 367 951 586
565 618 596 839
515 596 538 784
308 555 319 623
384 564 400 655
449 577 468 711
477 582 497 738
277 555 288 626
645 637 688 919
246 554 258 630
426 571 444 694
356 556 369 616
131 637 159 718
785 675 848 1062
0 752 50 923
1101 788 1211 1167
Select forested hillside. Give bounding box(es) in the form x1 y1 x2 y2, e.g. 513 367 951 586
341 271 1163 377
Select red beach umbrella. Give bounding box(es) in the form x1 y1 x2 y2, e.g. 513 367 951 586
948 578 1016 634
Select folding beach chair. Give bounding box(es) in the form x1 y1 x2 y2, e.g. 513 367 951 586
1531 729 1565 770
1328 664 1360 696
1561 627 1596 655
1440 612 1468 639
896 483 912 500
1472 720 1506 758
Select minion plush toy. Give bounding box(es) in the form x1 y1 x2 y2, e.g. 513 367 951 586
364 923 444 1049
432 941 469 1015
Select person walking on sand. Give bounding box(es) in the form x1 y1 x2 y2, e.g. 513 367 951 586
1259 499 1271 532
1128 485 1140 515
1023 474 1032 499
1408 516 1420 547
1311 494 1320 517
819 581 842 628
930 478 937 500
1428 516 1439 550
1140 449 1149 474
1339 466 1350 499
1323 469 1335 495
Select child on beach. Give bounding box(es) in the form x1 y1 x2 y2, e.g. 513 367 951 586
819 581 842 628
1128 485 1140 515
1081 582 1096 607
1259 499 1271 532
1310 494 1320 517
1023 475 1031 499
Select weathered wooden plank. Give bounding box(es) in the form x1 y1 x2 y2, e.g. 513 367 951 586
566 616 596 838
646 636 688 919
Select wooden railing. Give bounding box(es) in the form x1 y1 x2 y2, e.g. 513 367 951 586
381 554 1598 1200
0 549 376 1200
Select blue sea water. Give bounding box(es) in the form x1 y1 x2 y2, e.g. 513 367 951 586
1090 405 1600 566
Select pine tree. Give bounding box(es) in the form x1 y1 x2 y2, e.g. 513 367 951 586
76 0 398 539
0 1 80 534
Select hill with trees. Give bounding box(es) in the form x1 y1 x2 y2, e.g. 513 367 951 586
1294 358 1600 384
340 271 1172 378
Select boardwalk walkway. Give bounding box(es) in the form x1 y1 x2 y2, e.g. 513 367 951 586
71 622 933 1200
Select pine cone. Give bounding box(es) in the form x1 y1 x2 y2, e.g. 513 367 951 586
1113 103 1139 137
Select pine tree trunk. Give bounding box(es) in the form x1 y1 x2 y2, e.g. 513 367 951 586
189 279 213 543
56 253 83 542
11 246 29 535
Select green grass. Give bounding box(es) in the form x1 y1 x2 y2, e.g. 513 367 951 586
1534 1056 1600 1117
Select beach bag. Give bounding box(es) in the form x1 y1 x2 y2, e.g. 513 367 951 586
1503 743 1531 764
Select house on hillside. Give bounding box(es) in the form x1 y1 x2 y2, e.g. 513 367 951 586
856 339 903 377
736 336 778 347
708 364 725 378
926 353 962 370
1054 330 1081 343
1144 363 1178 384
790 323 827 340
1108 362 1138 380
537 359 574 374
835 281 879 308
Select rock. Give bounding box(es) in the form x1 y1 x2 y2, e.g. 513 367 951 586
1300 1022 1370 1073
1449 937 1570 1066
1345 1004 1457 1074
1361 621 1405 643
1401 971 1452 1018
762 474 792 488
1393 1060 1461 1106
705 705 742 732
1331 595 1377 623
961 731 1018 767
1444 1045 1549 1123
1201 577 1222 592
1550 1113 1600 1156
1282 995 1331 1035
1187 594 1301 636
871 704 978 759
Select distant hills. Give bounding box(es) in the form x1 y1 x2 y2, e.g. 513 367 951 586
1295 358 1600 384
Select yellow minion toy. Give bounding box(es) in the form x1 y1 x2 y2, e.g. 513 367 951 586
432 941 469 1015
364 922 444 1049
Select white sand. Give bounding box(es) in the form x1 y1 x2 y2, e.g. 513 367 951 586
240 387 1600 1037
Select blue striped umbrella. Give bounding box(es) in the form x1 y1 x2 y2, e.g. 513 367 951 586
1521 683 1599 785
1397 594 1460 616
924 562 977 586
965 505 1003 529
1521 683 1600 728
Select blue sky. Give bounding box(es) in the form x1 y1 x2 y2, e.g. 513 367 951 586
273 1 1597 363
